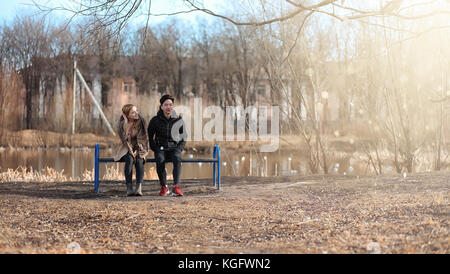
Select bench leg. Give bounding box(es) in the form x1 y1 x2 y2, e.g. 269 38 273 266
216 145 220 190
213 145 217 187
94 143 100 193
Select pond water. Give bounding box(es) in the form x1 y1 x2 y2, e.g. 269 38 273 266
0 147 435 180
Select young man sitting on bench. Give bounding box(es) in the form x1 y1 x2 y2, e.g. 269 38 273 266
147 94 187 196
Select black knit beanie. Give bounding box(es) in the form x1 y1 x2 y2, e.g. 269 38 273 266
160 94 175 105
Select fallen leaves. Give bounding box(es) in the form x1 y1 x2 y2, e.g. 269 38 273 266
0 172 448 253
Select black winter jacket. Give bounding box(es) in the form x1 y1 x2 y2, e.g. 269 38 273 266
147 109 187 152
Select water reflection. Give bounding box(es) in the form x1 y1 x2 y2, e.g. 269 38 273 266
0 147 437 180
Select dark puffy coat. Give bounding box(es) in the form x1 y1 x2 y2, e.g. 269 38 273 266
147 109 187 152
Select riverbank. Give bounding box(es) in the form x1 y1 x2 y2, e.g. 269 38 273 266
0 129 362 153
0 171 448 253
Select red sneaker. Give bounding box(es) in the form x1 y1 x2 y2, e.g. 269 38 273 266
172 185 183 196
159 185 169 196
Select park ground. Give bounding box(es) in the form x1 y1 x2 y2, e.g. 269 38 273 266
0 171 448 254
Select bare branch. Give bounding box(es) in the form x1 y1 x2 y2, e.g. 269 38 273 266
281 11 314 64
430 95 450 103
30 0 450 31
184 0 307 26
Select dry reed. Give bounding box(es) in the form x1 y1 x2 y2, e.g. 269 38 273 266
0 164 161 182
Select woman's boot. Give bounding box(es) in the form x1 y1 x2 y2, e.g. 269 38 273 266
135 182 143 196
126 182 134 196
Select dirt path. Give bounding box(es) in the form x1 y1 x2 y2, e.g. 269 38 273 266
0 172 448 254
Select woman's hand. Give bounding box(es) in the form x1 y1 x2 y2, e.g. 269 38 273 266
126 143 135 158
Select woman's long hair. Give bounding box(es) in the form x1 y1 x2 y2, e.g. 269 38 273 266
121 104 135 121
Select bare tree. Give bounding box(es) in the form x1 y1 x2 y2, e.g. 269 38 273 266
0 15 55 129
0 66 25 139
191 19 221 101
34 1 449 41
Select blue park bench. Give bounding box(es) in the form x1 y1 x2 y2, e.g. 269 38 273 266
93 143 221 193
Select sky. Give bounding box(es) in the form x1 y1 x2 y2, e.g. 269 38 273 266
0 0 67 22
0 0 224 26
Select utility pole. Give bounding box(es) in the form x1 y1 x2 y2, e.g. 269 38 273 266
72 59 77 134
75 67 116 136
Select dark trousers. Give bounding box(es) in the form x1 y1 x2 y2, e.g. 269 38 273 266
120 153 144 185
155 149 182 186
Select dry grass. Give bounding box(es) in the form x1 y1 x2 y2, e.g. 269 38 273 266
0 165 164 183
0 166 68 182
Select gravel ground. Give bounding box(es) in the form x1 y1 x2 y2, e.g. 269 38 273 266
0 172 448 254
